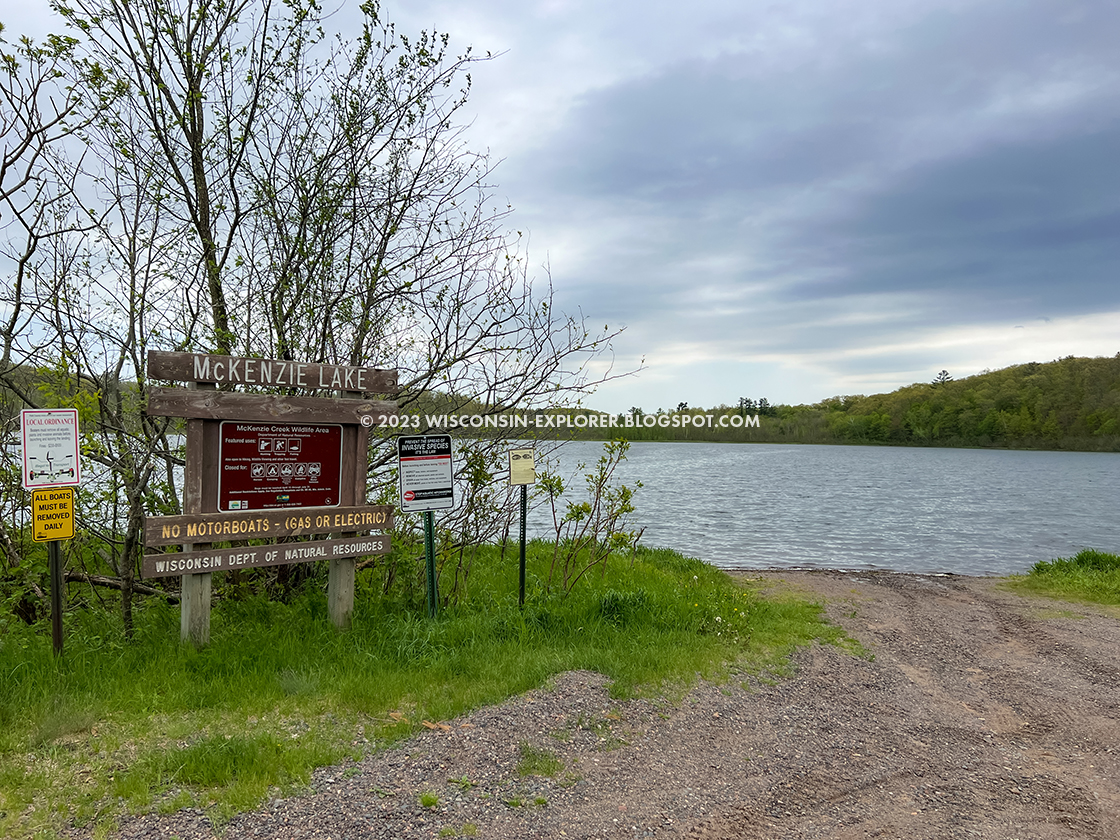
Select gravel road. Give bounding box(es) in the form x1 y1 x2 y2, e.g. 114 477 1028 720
88 571 1120 840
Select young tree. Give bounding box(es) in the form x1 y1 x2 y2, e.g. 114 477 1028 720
3 1 630 619
51 0 318 355
0 25 110 610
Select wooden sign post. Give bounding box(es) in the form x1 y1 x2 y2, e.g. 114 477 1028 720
145 352 398 644
181 383 212 644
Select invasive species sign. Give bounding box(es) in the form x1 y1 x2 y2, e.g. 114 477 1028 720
21 409 81 489
32 488 75 541
508 447 536 485
143 534 391 579
218 422 343 510
398 435 455 512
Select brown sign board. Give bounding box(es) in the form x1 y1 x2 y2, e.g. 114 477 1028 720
142 534 391 579
219 421 343 510
147 387 395 425
148 351 398 394
144 504 393 547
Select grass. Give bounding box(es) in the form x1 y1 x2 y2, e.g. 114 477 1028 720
516 741 563 777
1007 548 1120 607
0 541 846 839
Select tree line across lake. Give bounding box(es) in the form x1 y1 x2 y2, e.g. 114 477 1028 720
535 354 1120 451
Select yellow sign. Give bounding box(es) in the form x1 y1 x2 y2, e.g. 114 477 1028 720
509 448 536 485
32 488 74 542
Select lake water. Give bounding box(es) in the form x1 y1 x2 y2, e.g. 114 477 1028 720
526 441 1120 576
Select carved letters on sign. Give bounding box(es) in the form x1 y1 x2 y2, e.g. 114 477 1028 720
144 505 394 547
148 351 398 393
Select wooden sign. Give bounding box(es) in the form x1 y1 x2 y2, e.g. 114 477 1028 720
144 350 400 641
32 488 75 541
144 504 394 547
142 535 391 579
147 388 395 425
148 351 398 394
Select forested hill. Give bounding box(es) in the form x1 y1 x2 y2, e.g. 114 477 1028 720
567 354 1120 451
814 354 1120 450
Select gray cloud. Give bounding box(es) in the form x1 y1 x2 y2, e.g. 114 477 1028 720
6 0 1117 408
489 0 1120 408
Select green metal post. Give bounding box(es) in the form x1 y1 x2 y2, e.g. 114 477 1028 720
49 540 63 656
423 511 437 618
519 483 527 607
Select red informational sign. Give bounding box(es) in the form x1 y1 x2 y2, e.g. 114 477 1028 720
218 422 343 511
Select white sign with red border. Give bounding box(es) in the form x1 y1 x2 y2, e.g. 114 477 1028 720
21 409 81 490
398 434 455 512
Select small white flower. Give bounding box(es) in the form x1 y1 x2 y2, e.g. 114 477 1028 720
715 616 721 623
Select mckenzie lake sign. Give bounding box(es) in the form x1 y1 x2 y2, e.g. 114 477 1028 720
148 351 398 393
144 350 399 640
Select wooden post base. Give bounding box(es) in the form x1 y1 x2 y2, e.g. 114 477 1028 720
180 571 211 646
328 557 355 630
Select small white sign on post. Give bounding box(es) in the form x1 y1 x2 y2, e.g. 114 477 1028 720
398 434 455 512
21 409 81 490
508 447 536 485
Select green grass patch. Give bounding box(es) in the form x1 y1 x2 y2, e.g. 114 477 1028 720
114 732 342 815
1008 548 1120 606
0 542 845 839
516 741 563 777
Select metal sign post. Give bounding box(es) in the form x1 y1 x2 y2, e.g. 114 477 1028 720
398 435 455 618
23 410 82 657
519 485 527 607
423 512 438 618
508 448 536 607
31 488 75 655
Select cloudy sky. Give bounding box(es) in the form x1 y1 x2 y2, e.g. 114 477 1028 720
8 1 1119 413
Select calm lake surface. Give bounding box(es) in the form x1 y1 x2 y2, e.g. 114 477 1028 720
527 441 1120 576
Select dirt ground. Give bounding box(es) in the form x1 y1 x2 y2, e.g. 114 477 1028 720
684 571 1120 840
91 571 1120 840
